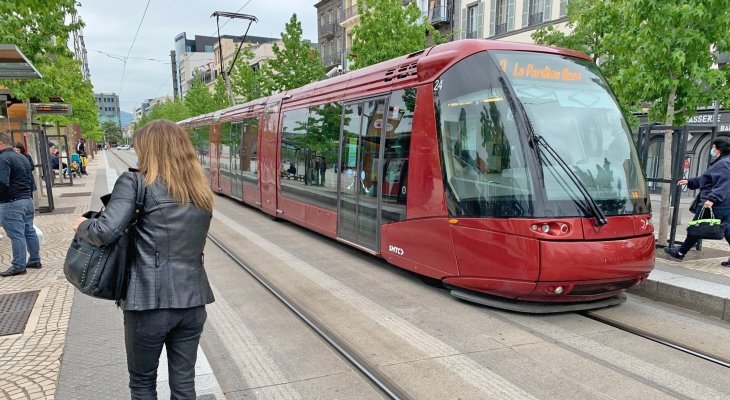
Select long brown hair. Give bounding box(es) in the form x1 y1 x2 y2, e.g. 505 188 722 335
133 119 214 212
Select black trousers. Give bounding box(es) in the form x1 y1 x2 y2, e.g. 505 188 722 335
123 306 207 400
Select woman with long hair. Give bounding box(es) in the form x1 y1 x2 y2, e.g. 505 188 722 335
665 136 730 265
72 120 215 398
13 142 36 192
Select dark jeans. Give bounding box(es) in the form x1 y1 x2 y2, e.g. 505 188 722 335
679 206 730 253
123 306 207 400
1 198 40 269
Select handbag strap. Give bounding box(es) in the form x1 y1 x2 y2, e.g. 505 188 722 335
130 171 146 225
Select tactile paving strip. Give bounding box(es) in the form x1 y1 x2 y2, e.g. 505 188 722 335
0 290 39 336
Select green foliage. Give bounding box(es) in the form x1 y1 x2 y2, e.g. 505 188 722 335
101 120 123 144
184 75 216 117
349 0 447 70
132 99 190 131
229 45 264 102
212 76 230 110
259 14 325 93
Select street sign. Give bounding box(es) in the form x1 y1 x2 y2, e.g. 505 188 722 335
31 103 72 116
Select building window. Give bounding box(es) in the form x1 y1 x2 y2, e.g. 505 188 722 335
495 0 508 34
204 44 214 52
528 0 545 26
466 5 478 38
560 0 569 16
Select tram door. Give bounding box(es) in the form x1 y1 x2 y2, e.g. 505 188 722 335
338 98 387 251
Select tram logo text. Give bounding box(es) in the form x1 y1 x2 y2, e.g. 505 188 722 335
388 245 405 256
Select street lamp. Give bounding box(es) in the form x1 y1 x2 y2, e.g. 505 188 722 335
211 11 258 105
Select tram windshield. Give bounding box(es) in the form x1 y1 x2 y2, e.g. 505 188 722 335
493 51 648 216
435 51 649 218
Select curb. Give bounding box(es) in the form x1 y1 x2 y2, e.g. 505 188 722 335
629 275 730 321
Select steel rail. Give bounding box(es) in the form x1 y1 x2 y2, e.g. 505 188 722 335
207 234 412 400
107 151 410 400
581 311 730 369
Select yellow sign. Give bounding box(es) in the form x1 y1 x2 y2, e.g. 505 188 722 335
499 59 583 82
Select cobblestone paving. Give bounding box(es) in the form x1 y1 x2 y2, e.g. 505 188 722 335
661 233 730 278
0 158 96 400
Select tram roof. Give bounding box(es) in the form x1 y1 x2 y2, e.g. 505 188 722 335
180 39 590 126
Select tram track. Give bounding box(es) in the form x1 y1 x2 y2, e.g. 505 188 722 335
108 150 411 400
580 310 730 369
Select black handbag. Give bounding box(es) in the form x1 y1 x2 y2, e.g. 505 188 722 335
686 207 725 240
64 172 145 301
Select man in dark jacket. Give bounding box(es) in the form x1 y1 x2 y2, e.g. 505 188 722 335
0 134 42 276
76 138 88 175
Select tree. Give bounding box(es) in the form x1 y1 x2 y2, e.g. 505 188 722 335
533 0 730 246
212 76 230 110
132 99 190 130
101 120 123 144
259 14 325 94
229 45 264 102
349 0 447 70
184 75 216 117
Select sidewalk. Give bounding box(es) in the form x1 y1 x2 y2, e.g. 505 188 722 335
0 152 223 400
0 153 728 399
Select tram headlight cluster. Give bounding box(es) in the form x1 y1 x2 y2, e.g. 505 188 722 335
531 222 572 236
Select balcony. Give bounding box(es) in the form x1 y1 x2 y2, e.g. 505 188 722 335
430 5 451 25
342 4 358 21
528 12 544 26
319 23 337 38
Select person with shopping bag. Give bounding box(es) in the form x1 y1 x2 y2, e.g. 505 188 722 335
665 136 730 264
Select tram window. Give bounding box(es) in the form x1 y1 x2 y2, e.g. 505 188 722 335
194 126 210 170
381 89 413 223
219 122 233 176
240 118 259 183
280 104 341 211
435 53 534 218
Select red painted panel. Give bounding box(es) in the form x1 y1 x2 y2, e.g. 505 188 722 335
259 106 279 216
539 235 655 281
407 85 448 219
305 205 337 236
441 277 536 299
381 219 459 276
451 225 540 281
242 186 260 208
581 216 635 240
452 218 585 240
279 196 306 221
219 175 232 196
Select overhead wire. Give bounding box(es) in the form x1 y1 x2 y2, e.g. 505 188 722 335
119 0 152 95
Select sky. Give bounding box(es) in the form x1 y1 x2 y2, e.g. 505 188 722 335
77 0 319 114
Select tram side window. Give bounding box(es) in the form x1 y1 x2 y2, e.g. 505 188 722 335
194 126 210 169
230 122 242 176
381 89 414 223
219 122 233 176
281 108 312 204
240 118 259 183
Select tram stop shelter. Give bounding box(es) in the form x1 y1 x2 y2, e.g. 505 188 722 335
0 44 42 80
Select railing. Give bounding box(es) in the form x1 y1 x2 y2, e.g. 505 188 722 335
343 4 358 20
430 5 451 25
528 12 544 26
319 23 336 38
494 22 508 35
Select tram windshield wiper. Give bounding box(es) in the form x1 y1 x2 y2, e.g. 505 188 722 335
531 134 608 226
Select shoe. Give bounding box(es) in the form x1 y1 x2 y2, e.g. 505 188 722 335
664 247 685 261
26 262 42 269
0 266 27 277
721 259 730 267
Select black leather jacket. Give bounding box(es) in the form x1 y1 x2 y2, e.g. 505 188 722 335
77 172 214 310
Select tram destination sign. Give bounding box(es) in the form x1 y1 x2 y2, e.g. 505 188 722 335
31 103 72 116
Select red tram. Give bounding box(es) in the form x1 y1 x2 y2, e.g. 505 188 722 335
180 40 654 312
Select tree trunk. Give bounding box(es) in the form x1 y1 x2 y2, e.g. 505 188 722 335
657 88 677 247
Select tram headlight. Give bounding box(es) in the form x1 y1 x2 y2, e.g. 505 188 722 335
554 286 564 294
541 224 550 233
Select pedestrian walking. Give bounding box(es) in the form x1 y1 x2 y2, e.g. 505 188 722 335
665 136 730 265
72 119 215 398
0 134 41 277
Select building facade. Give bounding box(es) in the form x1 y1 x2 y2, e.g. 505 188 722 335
94 92 121 126
209 36 282 90
315 0 346 73
457 0 570 42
